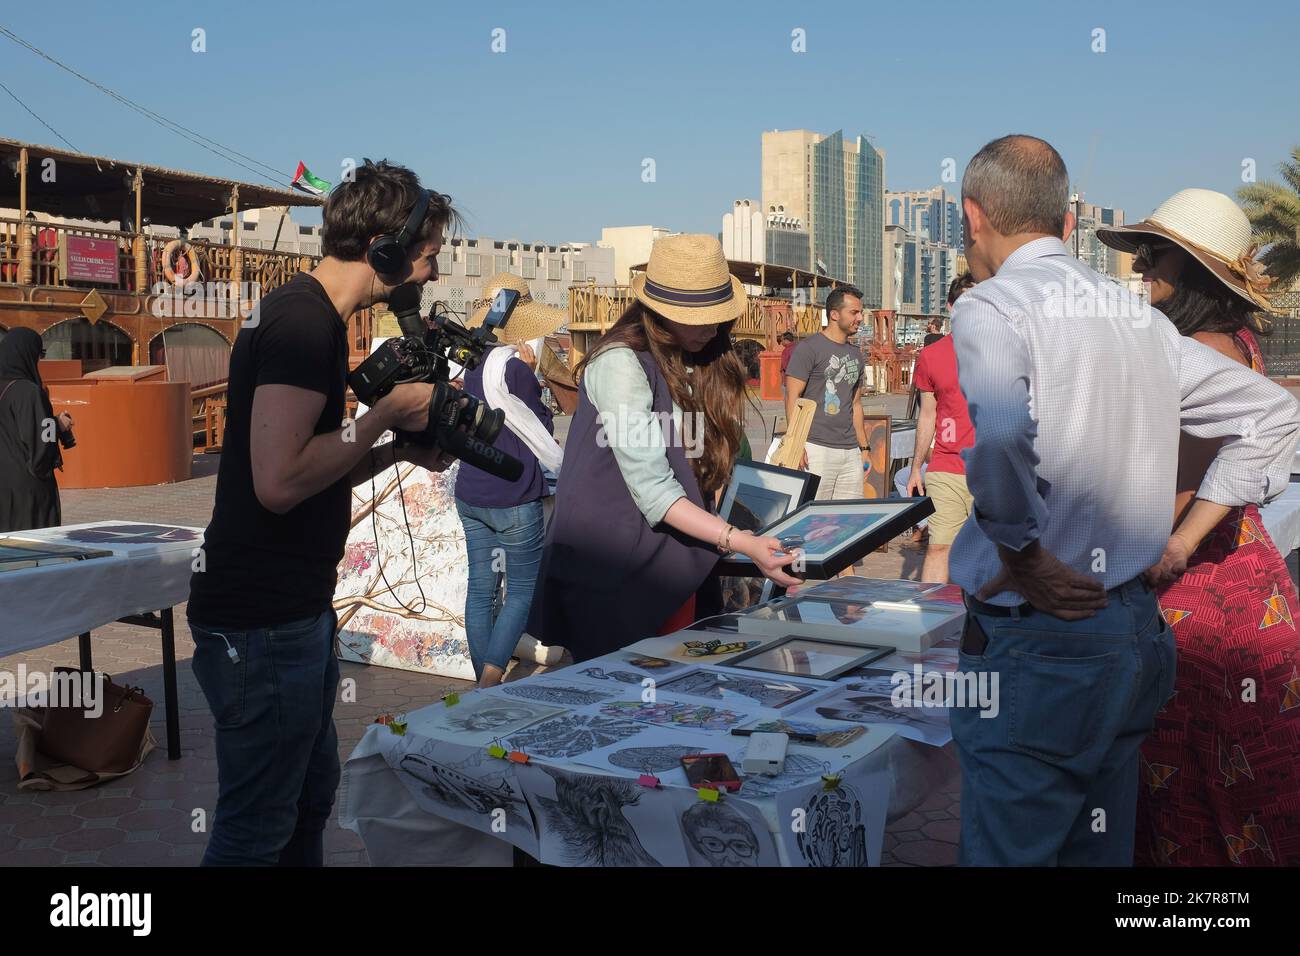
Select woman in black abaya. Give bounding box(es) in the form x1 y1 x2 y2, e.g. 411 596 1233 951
0 328 72 532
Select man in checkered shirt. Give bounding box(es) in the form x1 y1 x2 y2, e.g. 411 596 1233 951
946 135 1300 866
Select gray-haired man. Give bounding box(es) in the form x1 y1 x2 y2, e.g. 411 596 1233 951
948 134 1299 866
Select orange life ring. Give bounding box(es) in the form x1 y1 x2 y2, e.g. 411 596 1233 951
162 239 200 286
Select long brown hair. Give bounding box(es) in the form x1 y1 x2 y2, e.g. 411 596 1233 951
577 302 748 499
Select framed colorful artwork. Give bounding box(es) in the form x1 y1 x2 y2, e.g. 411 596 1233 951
717 497 934 579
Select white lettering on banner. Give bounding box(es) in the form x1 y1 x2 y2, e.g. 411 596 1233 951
49 886 152 936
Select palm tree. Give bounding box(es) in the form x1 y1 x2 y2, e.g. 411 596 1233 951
1239 147 1300 291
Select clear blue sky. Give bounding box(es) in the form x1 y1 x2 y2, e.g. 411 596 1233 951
3 0 1297 244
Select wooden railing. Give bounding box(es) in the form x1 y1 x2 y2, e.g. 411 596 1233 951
191 382 227 452
192 381 362 453
0 218 137 289
567 283 823 344
0 218 318 297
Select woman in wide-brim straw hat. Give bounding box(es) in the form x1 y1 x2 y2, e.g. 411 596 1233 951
527 234 799 662
1098 188 1300 867
454 272 566 687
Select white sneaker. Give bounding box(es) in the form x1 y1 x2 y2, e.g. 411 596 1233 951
514 633 564 666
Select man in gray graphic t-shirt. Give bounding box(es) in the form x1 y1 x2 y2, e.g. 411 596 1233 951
785 285 869 500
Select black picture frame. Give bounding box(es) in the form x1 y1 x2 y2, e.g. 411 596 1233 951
724 635 893 681
718 459 820 534
717 496 934 579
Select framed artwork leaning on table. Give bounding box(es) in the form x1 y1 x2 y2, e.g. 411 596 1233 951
861 414 890 498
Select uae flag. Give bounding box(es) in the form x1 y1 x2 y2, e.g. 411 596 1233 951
291 162 331 195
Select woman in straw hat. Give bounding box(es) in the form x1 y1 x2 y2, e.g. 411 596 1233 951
528 234 800 661
456 273 566 686
1099 188 1300 866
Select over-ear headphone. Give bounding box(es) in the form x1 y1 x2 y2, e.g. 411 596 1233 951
366 189 432 277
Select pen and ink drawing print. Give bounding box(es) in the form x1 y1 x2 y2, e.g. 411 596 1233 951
498 682 616 706
396 750 535 837
505 712 645 759
598 699 751 732
385 738 540 855
679 796 778 867
795 782 869 867
607 744 709 773
423 696 566 744
528 766 679 867
577 667 646 684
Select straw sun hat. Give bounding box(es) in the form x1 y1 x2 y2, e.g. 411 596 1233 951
466 272 567 343
1096 188 1274 312
631 233 748 326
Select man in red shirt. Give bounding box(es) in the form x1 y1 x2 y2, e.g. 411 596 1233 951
906 273 976 582
778 332 796 395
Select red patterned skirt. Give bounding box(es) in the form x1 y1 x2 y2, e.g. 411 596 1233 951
1136 505 1300 866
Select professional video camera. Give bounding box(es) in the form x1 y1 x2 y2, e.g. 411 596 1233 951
348 285 524 480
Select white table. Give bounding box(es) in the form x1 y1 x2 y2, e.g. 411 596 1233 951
1261 478 1300 560
890 426 916 462
339 643 958 867
1 521 204 759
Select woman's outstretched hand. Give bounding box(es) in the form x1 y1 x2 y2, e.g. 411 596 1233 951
732 531 803 587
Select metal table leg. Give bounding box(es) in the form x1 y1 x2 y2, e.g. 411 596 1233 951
78 632 92 670
160 608 181 760
118 609 183 760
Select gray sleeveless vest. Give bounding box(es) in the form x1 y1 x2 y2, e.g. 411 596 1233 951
528 349 720 661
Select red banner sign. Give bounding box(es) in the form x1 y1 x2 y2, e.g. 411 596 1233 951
63 235 119 284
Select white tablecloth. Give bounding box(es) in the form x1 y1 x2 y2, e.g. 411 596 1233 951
1261 480 1300 557
890 427 917 462
338 641 959 867
0 521 203 657
339 717 956 867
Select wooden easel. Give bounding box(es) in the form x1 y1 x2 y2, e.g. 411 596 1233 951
770 398 816 469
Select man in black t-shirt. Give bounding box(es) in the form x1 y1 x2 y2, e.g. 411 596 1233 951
187 160 459 866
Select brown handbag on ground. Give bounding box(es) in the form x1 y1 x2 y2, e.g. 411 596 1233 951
37 668 154 775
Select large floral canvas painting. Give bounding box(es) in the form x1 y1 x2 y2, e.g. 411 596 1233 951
333 458 475 679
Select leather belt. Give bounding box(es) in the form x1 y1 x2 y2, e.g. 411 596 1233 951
962 592 1032 618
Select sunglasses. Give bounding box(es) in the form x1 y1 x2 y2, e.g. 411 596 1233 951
1135 241 1176 267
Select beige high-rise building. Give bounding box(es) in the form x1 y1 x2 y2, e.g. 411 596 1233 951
761 130 819 231
761 129 885 307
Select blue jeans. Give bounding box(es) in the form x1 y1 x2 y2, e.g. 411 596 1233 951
189 609 341 866
456 499 545 677
951 577 1176 866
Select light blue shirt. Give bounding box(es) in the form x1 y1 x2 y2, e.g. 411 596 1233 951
950 237 1300 604
582 346 687 526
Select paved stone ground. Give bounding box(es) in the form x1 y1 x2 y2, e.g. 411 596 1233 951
0 393 960 867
